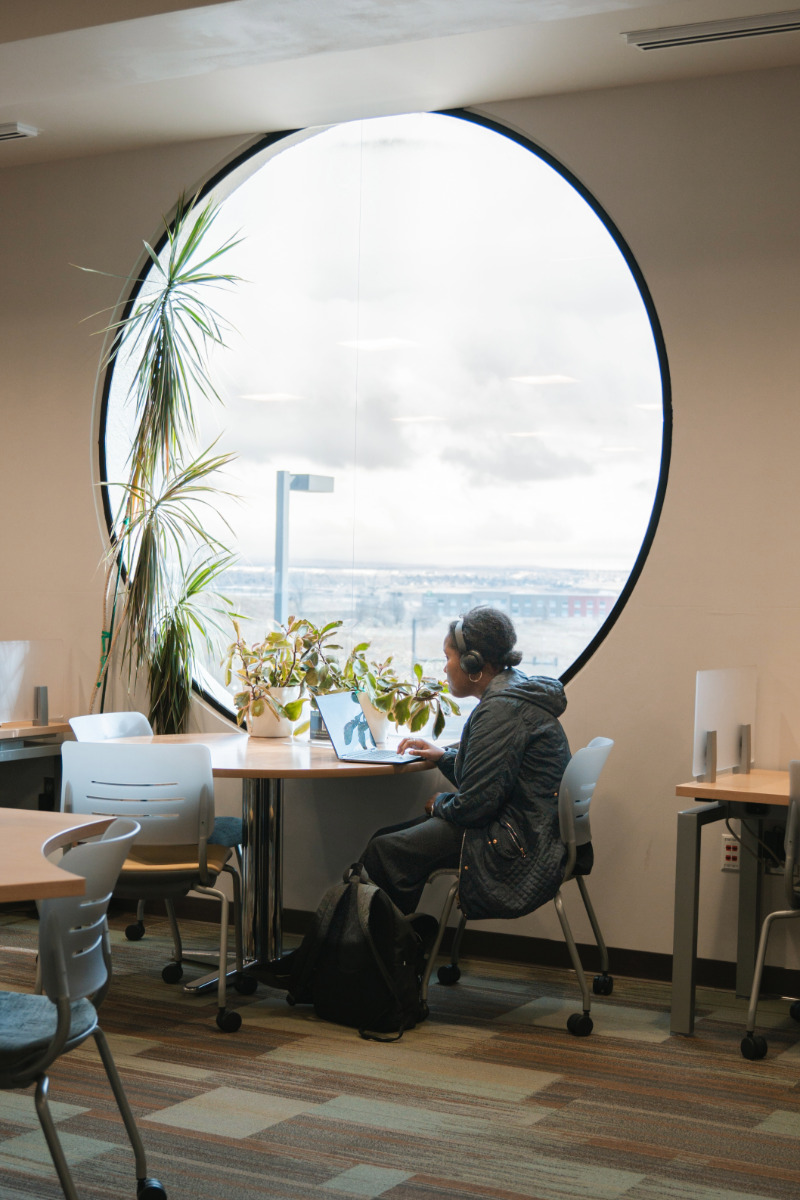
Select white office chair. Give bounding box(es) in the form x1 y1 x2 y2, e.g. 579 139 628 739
0 817 167 1200
61 740 254 1032
741 758 800 1059
69 711 243 940
69 710 154 742
421 737 615 1036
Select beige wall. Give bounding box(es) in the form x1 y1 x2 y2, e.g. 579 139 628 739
2 64 799 967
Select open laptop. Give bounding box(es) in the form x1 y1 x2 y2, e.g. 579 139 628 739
314 690 422 765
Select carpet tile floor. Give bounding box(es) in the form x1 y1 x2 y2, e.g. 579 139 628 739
0 909 799 1200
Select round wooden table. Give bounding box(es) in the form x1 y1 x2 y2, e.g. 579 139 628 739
120 731 433 969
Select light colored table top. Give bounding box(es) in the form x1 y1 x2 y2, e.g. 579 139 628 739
0 721 71 742
117 730 436 780
0 808 112 902
676 768 789 806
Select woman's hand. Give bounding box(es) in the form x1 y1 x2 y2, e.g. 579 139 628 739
398 736 445 764
424 795 437 816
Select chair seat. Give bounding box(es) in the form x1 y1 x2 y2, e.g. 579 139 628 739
0 992 96 1059
116 843 232 892
124 843 230 871
208 816 243 847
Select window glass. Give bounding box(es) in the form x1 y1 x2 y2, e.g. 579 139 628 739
102 112 668 719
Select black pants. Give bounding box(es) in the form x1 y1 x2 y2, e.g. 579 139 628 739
360 814 463 915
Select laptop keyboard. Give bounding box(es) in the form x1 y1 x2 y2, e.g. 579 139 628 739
348 749 416 761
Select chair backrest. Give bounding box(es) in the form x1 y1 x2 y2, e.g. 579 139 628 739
785 760 800 908
69 711 153 741
558 736 614 877
37 817 140 1003
60 741 215 849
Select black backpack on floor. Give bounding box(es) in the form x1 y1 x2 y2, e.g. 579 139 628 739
286 864 433 1040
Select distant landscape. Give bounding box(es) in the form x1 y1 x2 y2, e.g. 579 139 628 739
209 562 626 681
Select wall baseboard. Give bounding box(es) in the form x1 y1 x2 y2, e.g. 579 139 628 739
87 896 798 1001
281 907 800 996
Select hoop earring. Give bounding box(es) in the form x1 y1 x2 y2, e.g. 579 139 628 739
469 671 483 683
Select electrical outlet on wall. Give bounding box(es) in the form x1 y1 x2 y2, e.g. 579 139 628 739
721 833 740 871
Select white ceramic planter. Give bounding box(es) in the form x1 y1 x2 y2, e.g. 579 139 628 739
247 686 303 738
358 693 390 745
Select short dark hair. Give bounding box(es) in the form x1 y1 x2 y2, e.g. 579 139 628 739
448 606 523 671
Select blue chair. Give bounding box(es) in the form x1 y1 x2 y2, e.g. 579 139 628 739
62 741 253 1032
69 711 243 939
0 817 167 1200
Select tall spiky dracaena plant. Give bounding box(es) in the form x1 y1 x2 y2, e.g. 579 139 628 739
87 194 242 732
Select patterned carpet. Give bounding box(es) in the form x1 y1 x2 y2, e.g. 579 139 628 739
1 907 800 1200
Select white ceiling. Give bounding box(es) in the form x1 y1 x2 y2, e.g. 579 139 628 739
2 0 800 166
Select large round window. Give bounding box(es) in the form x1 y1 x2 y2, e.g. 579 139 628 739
102 111 669 714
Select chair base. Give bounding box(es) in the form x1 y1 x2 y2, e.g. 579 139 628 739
422 869 612 1037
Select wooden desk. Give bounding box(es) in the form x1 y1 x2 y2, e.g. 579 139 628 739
117 732 434 969
0 806 111 902
0 721 72 742
0 721 70 766
671 770 789 1035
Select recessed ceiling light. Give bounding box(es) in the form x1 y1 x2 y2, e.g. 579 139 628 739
624 10 800 50
0 122 39 141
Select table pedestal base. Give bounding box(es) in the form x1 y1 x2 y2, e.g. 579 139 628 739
242 776 284 967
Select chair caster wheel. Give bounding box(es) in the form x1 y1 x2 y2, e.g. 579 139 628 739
234 972 258 995
286 993 297 1006
137 1178 167 1199
125 921 145 941
741 1033 768 1060
567 1012 593 1037
216 1008 242 1033
593 974 613 996
437 964 461 985
161 962 183 984
790 1000 800 1023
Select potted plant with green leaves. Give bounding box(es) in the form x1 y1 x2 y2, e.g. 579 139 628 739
301 620 370 740
86 192 242 734
355 657 459 740
223 617 315 736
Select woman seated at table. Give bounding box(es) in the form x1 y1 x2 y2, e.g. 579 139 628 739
360 605 575 921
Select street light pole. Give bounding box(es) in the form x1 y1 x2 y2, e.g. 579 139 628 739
274 471 334 624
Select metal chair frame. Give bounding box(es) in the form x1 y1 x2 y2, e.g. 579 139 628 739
61 740 252 1032
741 758 800 1059
0 818 166 1200
420 737 614 1037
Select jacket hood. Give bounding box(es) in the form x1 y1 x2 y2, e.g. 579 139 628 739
483 667 567 718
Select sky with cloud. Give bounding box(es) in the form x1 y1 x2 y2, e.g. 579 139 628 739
106 112 665 574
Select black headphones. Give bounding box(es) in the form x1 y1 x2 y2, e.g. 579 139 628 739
453 618 485 676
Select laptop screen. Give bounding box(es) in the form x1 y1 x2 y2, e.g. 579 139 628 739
314 691 377 756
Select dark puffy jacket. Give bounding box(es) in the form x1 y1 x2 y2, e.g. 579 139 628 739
431 669 570 920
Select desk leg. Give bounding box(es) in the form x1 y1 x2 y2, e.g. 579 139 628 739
241 777 284 966
736 816 762 997
671 802 725 1035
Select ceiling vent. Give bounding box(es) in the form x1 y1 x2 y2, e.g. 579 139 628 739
624 9 800 50
0 123 39 142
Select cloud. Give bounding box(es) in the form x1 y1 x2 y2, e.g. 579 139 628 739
107 111 664 572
